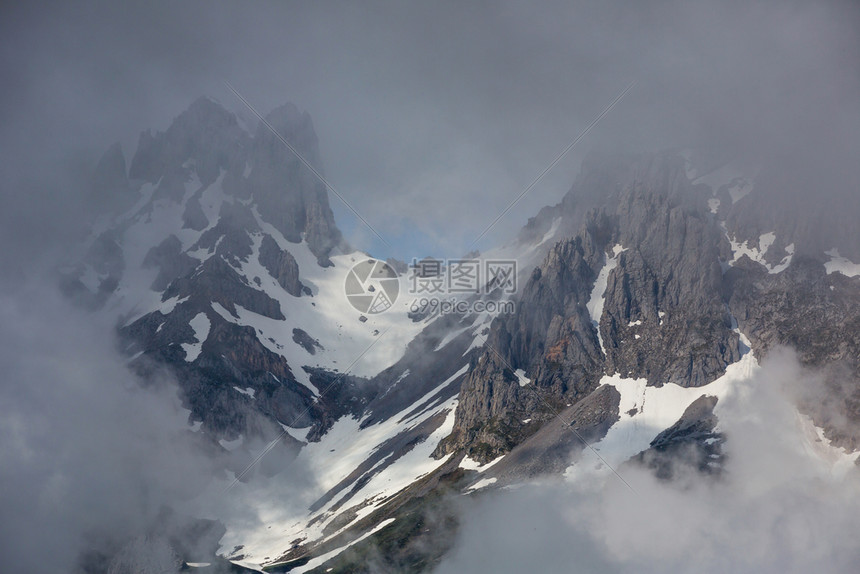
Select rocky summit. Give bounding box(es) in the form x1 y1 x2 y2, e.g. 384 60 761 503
62 98 860 572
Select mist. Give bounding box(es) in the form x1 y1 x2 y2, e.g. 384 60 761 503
437 350 860 574
2 0 858 266
1 1 859 572
0 280 220 571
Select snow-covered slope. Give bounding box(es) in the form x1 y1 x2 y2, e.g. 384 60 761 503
64 105 860 573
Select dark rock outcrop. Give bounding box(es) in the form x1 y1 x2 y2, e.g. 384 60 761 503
59 229 125 310
191 201 259 265
727 255 860 450
260 234 304 297
439 152 743 461
292 328 322 355
247 104 344 265
161 255 284 321
602 182 740 387
129 96 249 186
632 394 724 480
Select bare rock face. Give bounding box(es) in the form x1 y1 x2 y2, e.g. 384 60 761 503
161 255 284 321
631 394 724 480
125 97 344 265
439 152 744 461
438 149 860 471
75 96 355 448
67 97 860 570
121 286 316 439
247 104 344 265
181 192 209 231
727 255 860 450
259 234 303 297
602 182 740 387
190 201 259 265
725 155 860 263
436 231 606 462
292 328 323 354
129 96 249 186
485 384 622 481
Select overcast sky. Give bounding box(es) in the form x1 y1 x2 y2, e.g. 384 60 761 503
2 3 859 571
2 0 859 266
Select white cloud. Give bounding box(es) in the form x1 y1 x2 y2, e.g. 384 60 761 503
439 351 860 574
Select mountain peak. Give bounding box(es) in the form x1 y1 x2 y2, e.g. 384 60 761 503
90 141 133 212
263 101 305 129
128 96 248 186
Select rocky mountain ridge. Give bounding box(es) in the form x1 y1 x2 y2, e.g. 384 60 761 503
62 97 860 572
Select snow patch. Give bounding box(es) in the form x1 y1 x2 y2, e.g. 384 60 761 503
231 223 426 379
219 435 244 451
797 413 860 477
564 350 758 486
155 295 189 318
399 364 469 425
824 248 860 278
181 312 210 362
514 369 531 387
726 231 793 274
278 421 310 443
465 477 498 492
707 197 721 214
460 454 505 472
689 161 754 205
219 370 462 565
434 325 471 351
289 518 396 574
587 245 625 353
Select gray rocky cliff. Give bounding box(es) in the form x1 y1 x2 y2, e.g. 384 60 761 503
602 173 740 387
258 234 304 297
725 156 860 263
726 255 860 450
128 96 249 187
631 394 724 480
441 153 752 462
246 104 344 265
63 96 353 451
